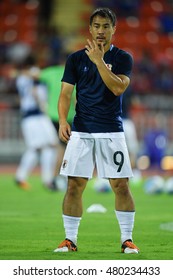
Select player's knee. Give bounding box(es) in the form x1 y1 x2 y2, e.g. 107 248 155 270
67 178 86 197
112 179 129 196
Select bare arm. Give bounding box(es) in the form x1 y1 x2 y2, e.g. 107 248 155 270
85 39 130 96
58 82 74 143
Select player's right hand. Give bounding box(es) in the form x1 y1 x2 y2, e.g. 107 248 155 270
59 122 71 143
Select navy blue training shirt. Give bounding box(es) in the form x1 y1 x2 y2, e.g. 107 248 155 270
62 44 133 133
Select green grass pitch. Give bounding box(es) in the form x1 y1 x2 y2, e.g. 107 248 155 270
0 173 173 260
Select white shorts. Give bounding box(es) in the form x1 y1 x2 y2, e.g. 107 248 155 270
21 115 59 149
60 132 133 179
123 118 139 156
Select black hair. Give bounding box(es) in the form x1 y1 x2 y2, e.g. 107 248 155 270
89 7 117 26
16 55 37 70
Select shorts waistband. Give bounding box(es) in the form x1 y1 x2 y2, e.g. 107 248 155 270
71 131 125 139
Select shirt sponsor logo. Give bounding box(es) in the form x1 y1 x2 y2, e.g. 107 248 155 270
83 66 89 72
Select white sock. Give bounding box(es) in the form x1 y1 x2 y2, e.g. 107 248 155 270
40 146 58 185
16 149 38 181
115 210 135 244
63 214 81 245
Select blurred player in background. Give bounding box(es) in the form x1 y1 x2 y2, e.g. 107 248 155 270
15 57 59 190
54 7 139 254
122 88 141 181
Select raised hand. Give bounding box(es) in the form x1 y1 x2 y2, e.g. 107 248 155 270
85 39 104 65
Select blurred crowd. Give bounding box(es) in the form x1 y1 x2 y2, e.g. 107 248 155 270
132 50 173 96
0 0 173 105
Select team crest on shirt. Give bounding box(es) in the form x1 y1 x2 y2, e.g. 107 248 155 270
83 66 89 72
62 160 68 169
106 64 112 70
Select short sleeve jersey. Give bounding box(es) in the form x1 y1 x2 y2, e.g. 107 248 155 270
62 45 133 133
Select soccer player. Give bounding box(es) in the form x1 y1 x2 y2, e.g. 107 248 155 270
15 59 59 190
54 7 139 254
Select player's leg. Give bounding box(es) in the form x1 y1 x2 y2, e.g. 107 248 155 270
95 135 139 253
54 176 88 252
110 177 135 210
63 176 88 217
40 144 58 188
33 116 59 189
54 133 94 252
15 148 38 189
16 117 39 189
109 177 139 254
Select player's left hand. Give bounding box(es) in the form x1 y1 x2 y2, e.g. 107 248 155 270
85 39 104 64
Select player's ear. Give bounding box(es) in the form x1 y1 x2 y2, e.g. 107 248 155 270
112 25 116 35
89 25 92 34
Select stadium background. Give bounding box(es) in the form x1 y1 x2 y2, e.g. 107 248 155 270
0 0 173 172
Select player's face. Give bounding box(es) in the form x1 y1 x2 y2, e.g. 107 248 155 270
89 16 116 50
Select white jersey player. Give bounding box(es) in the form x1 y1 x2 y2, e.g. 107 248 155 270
15 66 59 190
